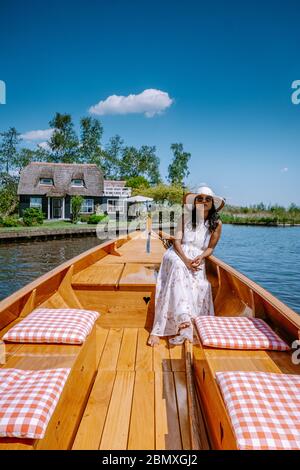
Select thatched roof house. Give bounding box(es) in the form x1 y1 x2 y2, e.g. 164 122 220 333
18 162 104 198
18 162 104 219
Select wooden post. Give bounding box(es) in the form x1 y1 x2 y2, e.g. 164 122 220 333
116 210 120 237
159 210 163 233
170 210 175 236
146 213 152 253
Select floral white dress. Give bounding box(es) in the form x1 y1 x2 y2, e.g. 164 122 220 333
151 218 215 340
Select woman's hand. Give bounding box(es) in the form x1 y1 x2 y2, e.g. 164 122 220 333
192 255 204 269
184 258 199 272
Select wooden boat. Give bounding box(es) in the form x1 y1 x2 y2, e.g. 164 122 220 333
0 229 299 450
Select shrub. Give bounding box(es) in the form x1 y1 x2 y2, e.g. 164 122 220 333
80 214 90 223
87 214 109 224
1 215 22 227
71 196 84 223
23 208 44 226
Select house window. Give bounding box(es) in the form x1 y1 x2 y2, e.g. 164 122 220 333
71 179 84 187
80 199 94 213
39 178 53 185
30 197 42 209
107 199 124 214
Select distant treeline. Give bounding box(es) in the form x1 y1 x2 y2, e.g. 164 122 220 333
221 203 300 225
0 113 191 185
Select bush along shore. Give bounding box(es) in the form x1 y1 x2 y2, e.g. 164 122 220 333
220 204 300 226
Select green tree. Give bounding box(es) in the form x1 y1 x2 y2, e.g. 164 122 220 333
119 145 160 182
71 195 84 223
16 148 38 173
102 135 124 179
80 117 103 166
0 127 22 173
133 183 186 205
139 146 161 183
48 113 79 163
119 146 142 179
126 176 150 189
0 172 19 216
168 143 191 185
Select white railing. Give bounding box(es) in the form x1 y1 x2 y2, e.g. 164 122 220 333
104 186 132 197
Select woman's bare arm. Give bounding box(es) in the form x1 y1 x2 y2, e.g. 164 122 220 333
173 215 198 271
193 221 222 266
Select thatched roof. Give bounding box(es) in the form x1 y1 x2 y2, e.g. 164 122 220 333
18 163 104 197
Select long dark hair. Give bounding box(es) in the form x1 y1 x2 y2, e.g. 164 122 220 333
191 198 220 232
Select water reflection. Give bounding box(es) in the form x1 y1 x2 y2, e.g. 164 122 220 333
0 236 102 300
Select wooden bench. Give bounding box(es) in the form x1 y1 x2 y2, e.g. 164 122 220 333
72 262 158 329
0 325 97 450
0 268 98 450
192 341 298 450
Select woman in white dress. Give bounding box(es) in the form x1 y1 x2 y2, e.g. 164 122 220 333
148 186 225 346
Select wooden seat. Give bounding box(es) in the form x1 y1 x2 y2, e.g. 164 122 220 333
192 340 296 450
118 263 158 289
0 271 98 450
72 264 125 289
0 325 97 450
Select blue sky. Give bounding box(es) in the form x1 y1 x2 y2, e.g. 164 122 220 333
0 0 300 206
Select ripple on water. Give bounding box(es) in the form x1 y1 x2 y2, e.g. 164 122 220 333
215 225 300 314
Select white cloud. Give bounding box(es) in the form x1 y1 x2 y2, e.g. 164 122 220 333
21 129 54 141
280 167 288 172
89 89 173 117
37 141 51 151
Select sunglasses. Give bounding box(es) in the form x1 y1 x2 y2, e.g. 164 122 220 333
195 196 213 203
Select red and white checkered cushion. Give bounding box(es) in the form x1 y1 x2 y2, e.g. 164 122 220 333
194 316 290 351
216 371 300 450
0 368 70 439
3 308 99 344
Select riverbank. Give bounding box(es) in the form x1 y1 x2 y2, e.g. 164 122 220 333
0 219 299 243
0 220 174 243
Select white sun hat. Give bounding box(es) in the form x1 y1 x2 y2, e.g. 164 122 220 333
184 185 225 212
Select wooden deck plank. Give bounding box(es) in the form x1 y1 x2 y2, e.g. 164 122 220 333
98 328 123 370
127 371 155 450
154 371 168 450
155 372 182 450
174 371 191 450
169 343 185 371
153 339 172 372
72 370 116 450
98 237 165 265
117 328 138 371
76 290 150 328
72 264 124 287
204 349 283 374
119 264 158 287
2 343 79 370
99 371 135 450
135 328 153 371
96 326 109 366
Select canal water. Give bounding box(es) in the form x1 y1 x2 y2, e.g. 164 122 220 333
0 225 299 314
